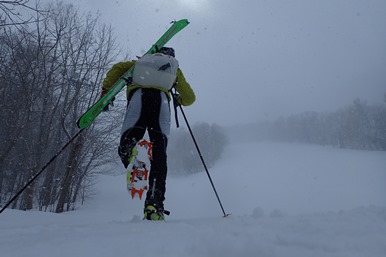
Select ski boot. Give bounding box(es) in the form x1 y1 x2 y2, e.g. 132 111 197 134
143 205 170 221
144 205 164 221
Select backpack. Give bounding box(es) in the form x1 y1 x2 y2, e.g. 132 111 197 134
132 53 179 90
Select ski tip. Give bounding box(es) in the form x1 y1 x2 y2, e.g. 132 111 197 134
172 19 189 25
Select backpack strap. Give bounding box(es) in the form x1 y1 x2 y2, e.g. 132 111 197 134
158 63 171 71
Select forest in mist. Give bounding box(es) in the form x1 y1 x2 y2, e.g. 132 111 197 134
227 98 386 151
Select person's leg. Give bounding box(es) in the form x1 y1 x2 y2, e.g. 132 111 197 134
119 127 146 168
118 89 146 168
145 129 168 209
141 89 171 219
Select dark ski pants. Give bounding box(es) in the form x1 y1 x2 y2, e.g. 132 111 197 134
118 88 170 208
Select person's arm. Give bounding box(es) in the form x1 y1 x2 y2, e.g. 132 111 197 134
102 61 135 91
174 68 196 106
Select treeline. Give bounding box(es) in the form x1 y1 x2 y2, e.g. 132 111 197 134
0 3 122 212
168 123 228 175
238 98 386 151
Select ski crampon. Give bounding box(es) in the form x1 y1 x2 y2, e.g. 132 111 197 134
127 140 153 200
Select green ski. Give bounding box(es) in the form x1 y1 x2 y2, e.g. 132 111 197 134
77 19 190 129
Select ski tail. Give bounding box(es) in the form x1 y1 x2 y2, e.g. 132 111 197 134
127 140 153 200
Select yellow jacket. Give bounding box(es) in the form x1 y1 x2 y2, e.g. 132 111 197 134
102 61 195 106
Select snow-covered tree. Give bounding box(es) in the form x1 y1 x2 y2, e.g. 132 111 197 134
0 2 121 212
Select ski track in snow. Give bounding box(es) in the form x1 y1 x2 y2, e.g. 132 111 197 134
1 142 386 257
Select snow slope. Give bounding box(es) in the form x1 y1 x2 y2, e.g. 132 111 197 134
1 142 386 257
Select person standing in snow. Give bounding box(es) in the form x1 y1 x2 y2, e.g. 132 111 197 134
101 47 195 221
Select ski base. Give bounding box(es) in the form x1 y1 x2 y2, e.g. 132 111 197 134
127 140 153 200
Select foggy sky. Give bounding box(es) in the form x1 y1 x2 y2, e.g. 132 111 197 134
47 0 386 126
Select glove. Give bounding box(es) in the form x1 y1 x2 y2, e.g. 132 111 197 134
100 89 115 112
100 89 108 98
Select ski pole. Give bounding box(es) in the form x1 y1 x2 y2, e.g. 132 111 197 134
0 129 85 214
173 97 229 217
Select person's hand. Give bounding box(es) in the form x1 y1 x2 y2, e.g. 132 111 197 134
171 93 181 107
100 89 108 98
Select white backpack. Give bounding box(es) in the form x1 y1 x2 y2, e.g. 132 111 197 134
132 53 179 90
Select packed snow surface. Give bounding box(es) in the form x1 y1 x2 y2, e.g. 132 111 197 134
1 142 386 257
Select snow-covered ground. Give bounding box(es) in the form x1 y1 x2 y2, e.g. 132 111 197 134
1 142 386 257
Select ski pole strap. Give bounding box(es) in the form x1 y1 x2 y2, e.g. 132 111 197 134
170 87 180 128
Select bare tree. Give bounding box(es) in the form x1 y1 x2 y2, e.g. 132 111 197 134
0 0 41 26
0 2 123 212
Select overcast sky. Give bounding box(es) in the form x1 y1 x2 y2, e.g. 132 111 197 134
49 0 386 126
